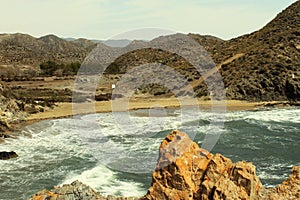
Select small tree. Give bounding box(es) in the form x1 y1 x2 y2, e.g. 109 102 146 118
40 60 59 76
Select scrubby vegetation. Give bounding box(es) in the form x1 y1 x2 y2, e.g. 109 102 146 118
40 60 81 76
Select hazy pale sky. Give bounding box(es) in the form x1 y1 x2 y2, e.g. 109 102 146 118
0 0 297 40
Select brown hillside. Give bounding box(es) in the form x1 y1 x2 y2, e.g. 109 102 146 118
0 33 95 67
0 1 299 102
190 0 300 101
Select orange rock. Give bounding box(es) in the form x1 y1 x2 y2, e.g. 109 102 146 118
29 130 300 200
143 130 263 200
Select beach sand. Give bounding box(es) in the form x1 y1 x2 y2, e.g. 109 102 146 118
25 97 266 124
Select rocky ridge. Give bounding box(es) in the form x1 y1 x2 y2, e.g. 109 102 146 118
107 0 300 101
1 1 299 102
190 0 300 101
0 33 95 67
30 130 300 200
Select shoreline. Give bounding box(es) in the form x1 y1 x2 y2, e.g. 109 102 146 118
5 98 298 135
24 98 279 124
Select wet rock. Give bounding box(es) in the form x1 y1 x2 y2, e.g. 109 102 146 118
95 93 111 101
0 151 18 160
0 117 10 132
29 180 139 200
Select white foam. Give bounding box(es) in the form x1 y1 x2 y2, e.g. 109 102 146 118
1 106 299 200
61 164 145 197
231 108 300 123
257 171 288 181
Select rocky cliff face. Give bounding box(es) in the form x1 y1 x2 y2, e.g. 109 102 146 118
30 130 300 200
0 81 27 134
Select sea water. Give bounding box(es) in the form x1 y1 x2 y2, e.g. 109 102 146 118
0 107 299 200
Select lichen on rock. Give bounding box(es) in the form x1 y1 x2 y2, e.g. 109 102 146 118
143 130 263 200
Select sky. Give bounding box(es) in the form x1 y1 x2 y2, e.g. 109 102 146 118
0 0 297 40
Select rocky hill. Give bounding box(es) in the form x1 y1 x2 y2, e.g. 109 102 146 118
106 0 299 101
0 1 299 102
190 0 300 101
0 33 95 67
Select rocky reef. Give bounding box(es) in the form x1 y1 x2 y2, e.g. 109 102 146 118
29 130 300 200
0 151 18 160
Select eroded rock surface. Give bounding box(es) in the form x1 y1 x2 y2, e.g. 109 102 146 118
29 180 139 200
0 81 27 132
260 166 300 200
143 130 263 200
29 130 300 200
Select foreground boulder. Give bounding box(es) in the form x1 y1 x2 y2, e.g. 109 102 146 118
30 130 299 200
142 130 300 199
142 130 263 200
0 151 18 160
260 166 300 200
29 180 138 200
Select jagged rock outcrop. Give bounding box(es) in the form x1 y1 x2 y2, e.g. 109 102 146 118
142 130 263 200
260 166 300 200
143 130 300 200
0 151 18 160
29 130 300 200
29 180 138 200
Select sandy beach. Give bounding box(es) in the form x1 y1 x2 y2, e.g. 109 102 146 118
25 97 268 124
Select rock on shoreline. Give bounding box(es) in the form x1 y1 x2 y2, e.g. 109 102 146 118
0 81 27 133
0 151 18 160
29 130 300 200
29 180 138 200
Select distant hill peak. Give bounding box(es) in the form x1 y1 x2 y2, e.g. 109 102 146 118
259 0 299 32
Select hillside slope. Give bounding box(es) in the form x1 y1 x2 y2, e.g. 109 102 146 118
0 1 299 101
0 33 95 67
191 0 300 101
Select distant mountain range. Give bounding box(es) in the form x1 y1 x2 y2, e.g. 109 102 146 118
0 34 94 66
64 37 132 47
0 34 134 67
0 0 299 101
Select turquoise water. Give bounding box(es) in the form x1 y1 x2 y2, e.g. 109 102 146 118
0 107 299 200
